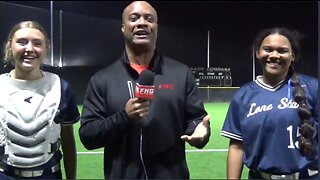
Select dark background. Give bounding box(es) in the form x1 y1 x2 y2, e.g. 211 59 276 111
0 1 318 103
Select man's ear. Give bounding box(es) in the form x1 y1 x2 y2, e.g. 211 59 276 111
255 51 260 59
121 24 125 34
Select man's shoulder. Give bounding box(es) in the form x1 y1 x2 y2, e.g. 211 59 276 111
160 55 189 69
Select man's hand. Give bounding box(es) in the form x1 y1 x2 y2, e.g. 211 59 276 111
125 98 150 123
180 115 211 148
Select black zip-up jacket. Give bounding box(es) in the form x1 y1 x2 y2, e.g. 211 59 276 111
79 51 209 179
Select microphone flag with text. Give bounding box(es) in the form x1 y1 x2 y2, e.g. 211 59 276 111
135 70 155 99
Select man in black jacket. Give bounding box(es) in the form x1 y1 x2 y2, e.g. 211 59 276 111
79 1 211 179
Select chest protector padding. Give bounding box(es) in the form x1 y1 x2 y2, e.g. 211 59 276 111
0 72 61 168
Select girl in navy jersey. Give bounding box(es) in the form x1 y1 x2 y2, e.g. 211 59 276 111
221 27 318 179
0 21 79 179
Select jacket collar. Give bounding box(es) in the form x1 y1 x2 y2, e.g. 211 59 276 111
121 50 162 75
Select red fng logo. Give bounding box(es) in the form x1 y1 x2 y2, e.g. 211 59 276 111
158 84 174 90
138 87 154 94
135 84 155 99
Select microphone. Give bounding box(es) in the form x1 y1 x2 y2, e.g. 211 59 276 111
135 70 155 100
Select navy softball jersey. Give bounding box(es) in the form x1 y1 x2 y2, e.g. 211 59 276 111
221 74 318 174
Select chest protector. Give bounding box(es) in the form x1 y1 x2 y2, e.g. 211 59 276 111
0 72 61 168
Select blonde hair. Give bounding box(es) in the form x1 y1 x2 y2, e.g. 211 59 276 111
3 21 50 65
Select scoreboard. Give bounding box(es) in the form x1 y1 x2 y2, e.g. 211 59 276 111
190 67 232 87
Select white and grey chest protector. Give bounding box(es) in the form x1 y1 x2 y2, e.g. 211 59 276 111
0 72 61 168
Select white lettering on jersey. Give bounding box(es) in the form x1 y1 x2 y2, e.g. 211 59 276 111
278 98 299 109
247 103 273 117
247 98 299 118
